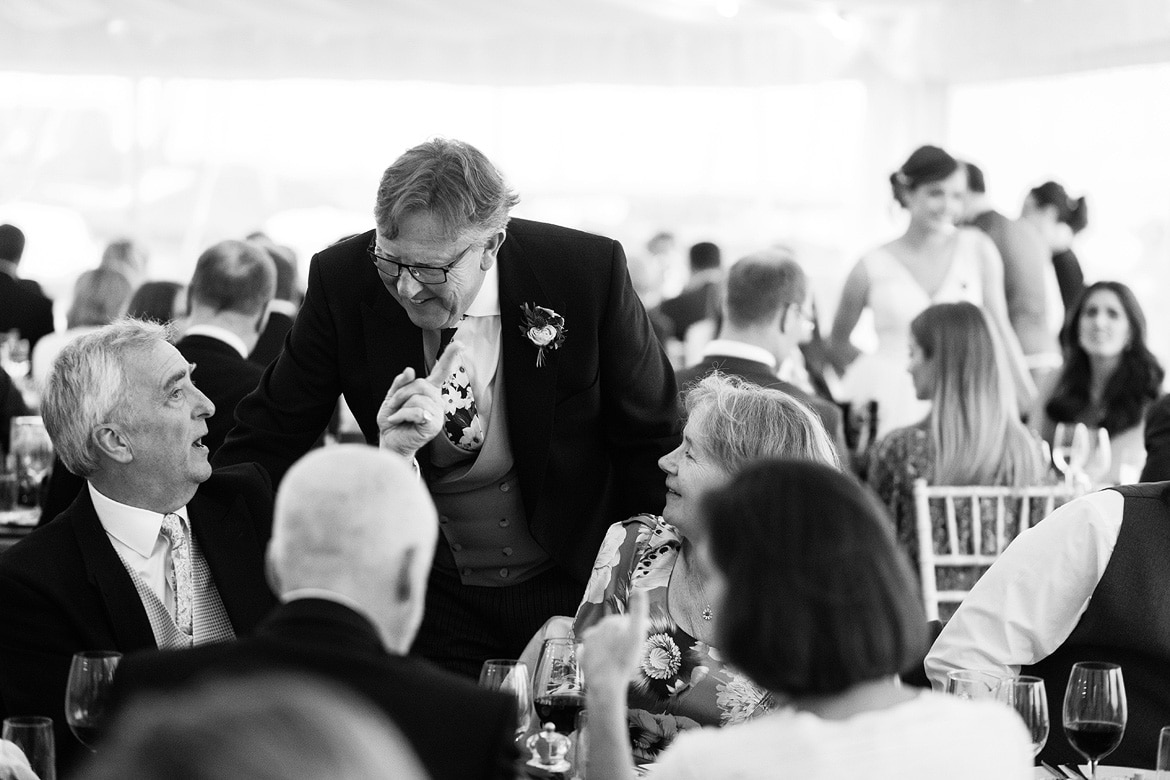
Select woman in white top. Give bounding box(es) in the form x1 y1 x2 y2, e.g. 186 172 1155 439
582 460 1031 780
829 145 1034 437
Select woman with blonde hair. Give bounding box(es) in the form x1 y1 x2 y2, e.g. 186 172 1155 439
867 301 1047 565
31 268 131 388
527 372 840 760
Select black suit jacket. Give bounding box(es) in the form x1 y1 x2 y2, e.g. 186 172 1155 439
676 354 850 462
248 309 295 368
0 273 53 354
216 219 681 580
111 598 518 780
658 281 718 342
176 334 266 457
0 464 276 773
1142 394 1170 482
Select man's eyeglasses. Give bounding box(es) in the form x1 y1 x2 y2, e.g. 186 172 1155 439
366 237 481 285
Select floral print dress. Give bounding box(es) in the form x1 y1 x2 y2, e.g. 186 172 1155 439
574 515 776 760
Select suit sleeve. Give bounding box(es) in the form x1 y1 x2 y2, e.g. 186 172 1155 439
598 241 682 516
1141 396 1170 482
214 253 343 485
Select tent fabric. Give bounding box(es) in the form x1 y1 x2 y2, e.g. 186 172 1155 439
3 0 1170 85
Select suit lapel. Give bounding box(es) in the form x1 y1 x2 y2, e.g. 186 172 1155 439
189 486 272 635
362 273 427 414
497 234 559 518
72 490 157 650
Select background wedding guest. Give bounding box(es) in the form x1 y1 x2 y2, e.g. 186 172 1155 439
79 673 428 780
215 138 681 678
0 319 276 775
0 223 54 359
1021 180 1088 314
963 161 1058 374
926 482 1170 769
1140 393 1170 481
583 460 1031 780
676 250 846 460
1030 280 1163 484
109 445 518 780
659 241 723 345
98 237 150 291
563 373 839 761
126 280 187 325
868 302 1048 569
178 240 275 456
31 268 132 389
245 231 301 367
829 144 1035 438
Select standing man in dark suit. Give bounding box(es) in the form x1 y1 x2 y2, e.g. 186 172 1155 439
0 224 54 357
112 445 518 780
676 251 848 458
216 138 681 678
658 241 723 343
1141 394 1170 481
177 240 275 456
0 319 276 775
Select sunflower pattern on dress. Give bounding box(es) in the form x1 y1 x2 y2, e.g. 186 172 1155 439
574 515 776 758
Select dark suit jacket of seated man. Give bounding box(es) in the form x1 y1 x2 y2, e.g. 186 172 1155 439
0 321 276 775
112 446 519 780
214 139 681 678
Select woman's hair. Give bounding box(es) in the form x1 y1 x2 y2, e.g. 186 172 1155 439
684 372 840 472
127 281 186 324
76 672 428 780
703 459 926 696
910 302 1045 486
1046 281 1163 434
66 268 133 329
889 144 959 207
1029 180 1088 234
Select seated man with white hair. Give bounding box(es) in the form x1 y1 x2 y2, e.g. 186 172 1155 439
109 445 519 780
0 319 277 775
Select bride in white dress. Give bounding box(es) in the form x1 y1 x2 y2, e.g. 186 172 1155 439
829 145 1035 438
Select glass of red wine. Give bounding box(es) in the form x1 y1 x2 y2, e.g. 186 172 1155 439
64 651 122 752
532 638 585 735
1062 661 1126 780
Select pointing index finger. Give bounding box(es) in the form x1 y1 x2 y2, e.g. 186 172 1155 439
427 340 464 386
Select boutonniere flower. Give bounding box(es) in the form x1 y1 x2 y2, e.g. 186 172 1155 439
519 303 566 367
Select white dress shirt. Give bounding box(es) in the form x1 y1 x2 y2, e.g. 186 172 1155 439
90 482 190 619
436 259 501 434
698 339 778 371
924 489 1123 688
182 323 249 359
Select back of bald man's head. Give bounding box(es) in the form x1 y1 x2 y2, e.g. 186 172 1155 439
269 446 437 596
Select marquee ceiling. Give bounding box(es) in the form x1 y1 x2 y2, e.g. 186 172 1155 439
2 0 1169 85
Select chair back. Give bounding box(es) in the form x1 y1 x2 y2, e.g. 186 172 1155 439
912 479 1073 621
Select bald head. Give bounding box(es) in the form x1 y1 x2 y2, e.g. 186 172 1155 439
268 446 437 650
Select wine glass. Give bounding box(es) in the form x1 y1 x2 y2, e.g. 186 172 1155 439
64 651 121 751
532 638 585 735
479 659 533 744
1082 427 1112 487
996 675 1049 757
1052 422 1091 492
944 669 1003 701
1063 661 1126 780
10 417 53 515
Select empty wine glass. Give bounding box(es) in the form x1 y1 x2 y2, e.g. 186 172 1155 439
479 659 533 744
944 669 1003 701
996 675 1049 757
1063 661 1126 780
532 638 585 735
1052 422 1091 492
64 651 121 752
1082 427 1112 487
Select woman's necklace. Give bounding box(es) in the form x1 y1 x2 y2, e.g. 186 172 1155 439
687 553 714 621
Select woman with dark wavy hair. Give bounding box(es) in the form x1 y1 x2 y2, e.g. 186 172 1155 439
1031 280 1163 483
581 461 1030 780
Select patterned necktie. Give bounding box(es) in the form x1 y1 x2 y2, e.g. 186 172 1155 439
437 327 483 452
160 513 193 636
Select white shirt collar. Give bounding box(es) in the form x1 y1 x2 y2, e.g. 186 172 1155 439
88 482 190 560
700 339 778 371
183 324 250 358
463 258 500 318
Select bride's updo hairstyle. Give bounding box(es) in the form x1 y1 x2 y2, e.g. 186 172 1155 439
889 145 959 207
